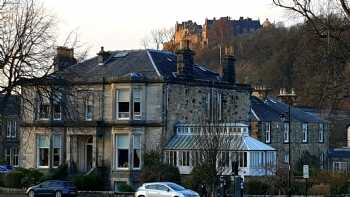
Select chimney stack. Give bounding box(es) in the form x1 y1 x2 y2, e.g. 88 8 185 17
176 40 194 77
222 46 235 83
53 47 77 72
97 46 111 65
252 84 272 101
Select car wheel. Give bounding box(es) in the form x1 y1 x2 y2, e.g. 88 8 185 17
28 190 35 197
138 195 145 197
55 191 62 197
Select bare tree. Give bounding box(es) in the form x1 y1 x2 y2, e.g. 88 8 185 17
140 27 175 50
0 0 56 115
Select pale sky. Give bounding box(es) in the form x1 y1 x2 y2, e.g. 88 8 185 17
44 0 289 55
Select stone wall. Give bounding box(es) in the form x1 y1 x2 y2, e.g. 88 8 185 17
255 121 329 168
165 83 251 145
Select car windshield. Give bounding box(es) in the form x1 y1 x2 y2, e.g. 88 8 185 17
166 183 185 191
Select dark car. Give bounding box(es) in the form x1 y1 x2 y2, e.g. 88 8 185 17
26 180 77 197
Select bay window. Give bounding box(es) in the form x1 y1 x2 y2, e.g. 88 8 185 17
133 135 141 168
116 134 129 168
179 151 190 166
117 89 130 119
37 135 49 167
165 151 177 166
133 89 141 120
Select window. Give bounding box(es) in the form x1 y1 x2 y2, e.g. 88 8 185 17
133 135 141 169
5 148 10 164
302 123 308 143
239 152 247 167
37 135 49 167
52 135 62 167
179 151 190 166
6 119 16 138
284 153 289 164
12 148 18 166
265 122 271 143
319 123 324 143
53 94 62 120
165 151 177 166
320 153 325 169
116 134 129 168
216 92 222 121
117 89 130 119
133 89 141 120
283 123 289 143
221 151 230 167
85 95 93 121
38 95 50 120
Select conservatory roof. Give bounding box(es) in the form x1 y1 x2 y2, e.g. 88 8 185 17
164 134 275 151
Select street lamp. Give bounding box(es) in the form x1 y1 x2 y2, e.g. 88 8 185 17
278 88 296 197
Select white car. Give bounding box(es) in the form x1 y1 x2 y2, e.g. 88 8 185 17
135 182 200 197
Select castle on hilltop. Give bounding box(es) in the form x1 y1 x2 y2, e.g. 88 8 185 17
164 17 272 50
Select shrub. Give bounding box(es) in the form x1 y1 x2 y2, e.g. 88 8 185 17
44 164 68 180
116 182 134 192
245 179 269 195
19 168 44 187
72 173 104 191
4 170 25 188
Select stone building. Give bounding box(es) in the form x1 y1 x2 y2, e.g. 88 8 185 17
0 95 20 167
20 44 257 189
250 95 329 170
164 16 262 50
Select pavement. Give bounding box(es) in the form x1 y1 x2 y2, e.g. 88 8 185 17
0 195 26 197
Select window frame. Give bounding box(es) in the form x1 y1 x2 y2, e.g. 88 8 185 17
133 88 142 120
283 122 289 143
36 135 50 168
302 123 308 143
132 135 141 169
265 122 271 144
319 123 324 143
84 94 94 121
116 89 131 120
6 119 16 138
52 135 62 168
115 134 130 170
12 147 19 167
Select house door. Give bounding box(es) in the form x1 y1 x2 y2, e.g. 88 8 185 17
85 136 93 171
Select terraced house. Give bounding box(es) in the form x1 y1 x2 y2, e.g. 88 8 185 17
20 43 271 189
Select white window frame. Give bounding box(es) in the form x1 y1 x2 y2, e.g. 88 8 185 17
265 122 271 143
217 92 222 121
132 135 141 169
5 148 10 165
116 89 130 120
283 123 289 143
115 134 130 170
302 123 308 143
36 135 50 168
284 153 289 164
6 119 16 138
133 88 142 120
179 151 190 167
319 123 324 143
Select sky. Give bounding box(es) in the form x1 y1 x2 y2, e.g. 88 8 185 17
44 0 289 55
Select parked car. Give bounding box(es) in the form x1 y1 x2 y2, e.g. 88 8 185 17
26 180 77 197
0 164 13 173
135 182 200 197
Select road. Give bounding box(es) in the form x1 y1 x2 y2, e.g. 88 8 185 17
0 195 26 197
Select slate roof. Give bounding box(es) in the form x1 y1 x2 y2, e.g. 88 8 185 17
164 134 275 151
251 96 324 123
56 49 222 84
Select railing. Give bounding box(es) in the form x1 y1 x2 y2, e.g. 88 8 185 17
176 123 249 135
